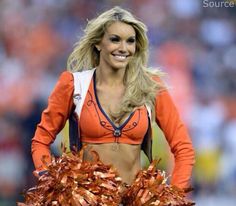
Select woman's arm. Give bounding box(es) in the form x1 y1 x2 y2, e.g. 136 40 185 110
31 71 74 170
155 86 195 189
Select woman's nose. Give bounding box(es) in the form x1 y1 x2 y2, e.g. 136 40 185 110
118 41 127 52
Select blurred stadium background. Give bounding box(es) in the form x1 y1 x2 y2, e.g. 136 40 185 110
0 0 236 205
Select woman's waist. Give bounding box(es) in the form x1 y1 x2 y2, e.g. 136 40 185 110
82 142 141 168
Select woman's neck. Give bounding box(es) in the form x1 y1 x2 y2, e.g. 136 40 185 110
95 66 126 87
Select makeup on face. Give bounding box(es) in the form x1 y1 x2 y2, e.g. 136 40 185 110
97 21 136 70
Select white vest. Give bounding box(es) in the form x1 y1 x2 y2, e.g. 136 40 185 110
69 68 153 162
72 68 151 119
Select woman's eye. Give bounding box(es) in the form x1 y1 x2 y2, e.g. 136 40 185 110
127 38 136 44
110 37 120 42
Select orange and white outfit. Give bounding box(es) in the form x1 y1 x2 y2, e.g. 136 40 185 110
31 69 195 189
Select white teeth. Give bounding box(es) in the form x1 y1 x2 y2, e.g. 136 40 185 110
114 55 126 60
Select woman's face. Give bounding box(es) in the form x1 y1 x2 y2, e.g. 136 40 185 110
96 21 136 71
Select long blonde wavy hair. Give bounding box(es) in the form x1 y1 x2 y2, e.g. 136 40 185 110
67 6 166 123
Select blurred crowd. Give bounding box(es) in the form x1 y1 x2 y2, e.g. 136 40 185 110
0 0 236 205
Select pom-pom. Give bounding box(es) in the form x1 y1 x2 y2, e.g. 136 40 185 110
122 159 195 206
18 147 195 206
18 148 123 206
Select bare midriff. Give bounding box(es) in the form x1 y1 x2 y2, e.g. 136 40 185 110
82 142 141 185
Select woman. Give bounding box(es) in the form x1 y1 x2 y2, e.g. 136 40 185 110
31 6 195 189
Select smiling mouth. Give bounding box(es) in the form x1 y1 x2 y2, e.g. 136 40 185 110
112 54 128 61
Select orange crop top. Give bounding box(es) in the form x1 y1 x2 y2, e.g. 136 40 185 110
80 72 149 144
31 71 195 188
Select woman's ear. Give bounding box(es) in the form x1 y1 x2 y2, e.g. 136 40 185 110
95 45 101 52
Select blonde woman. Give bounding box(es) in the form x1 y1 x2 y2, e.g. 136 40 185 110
31 6 195 190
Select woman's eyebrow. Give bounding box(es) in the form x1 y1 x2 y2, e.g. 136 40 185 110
108 34 136 39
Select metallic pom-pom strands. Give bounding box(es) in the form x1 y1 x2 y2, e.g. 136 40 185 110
122 159 195 206
18 148 123 206
18 149 195 206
